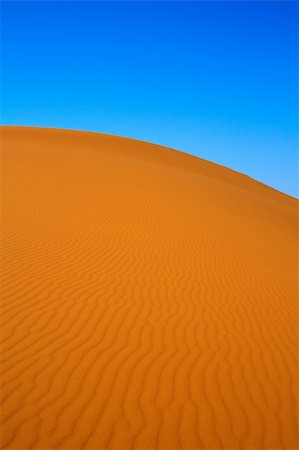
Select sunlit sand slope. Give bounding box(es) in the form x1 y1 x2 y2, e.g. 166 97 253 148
1 126 298 449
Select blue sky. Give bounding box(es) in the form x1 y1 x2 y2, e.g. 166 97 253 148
1 1 298 197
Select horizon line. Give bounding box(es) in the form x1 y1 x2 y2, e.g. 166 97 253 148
1 123 298 201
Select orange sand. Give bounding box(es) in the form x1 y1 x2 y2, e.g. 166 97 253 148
1 126 298 449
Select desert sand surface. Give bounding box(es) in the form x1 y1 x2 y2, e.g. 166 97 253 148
1 126 298 449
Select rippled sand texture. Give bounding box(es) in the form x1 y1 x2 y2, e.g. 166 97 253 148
1 126 298 449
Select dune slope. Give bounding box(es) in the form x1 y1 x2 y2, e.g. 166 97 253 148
1 126 298 449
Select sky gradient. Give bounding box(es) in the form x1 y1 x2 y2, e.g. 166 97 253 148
1 1 298 197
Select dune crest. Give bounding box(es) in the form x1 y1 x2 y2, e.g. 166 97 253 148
1 126 298 449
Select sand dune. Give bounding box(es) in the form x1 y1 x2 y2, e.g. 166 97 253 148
1 126 297 449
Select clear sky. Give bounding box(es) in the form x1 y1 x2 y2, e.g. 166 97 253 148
1 1 298 197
